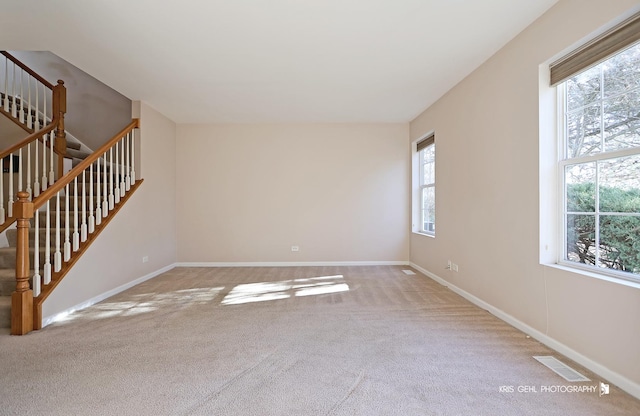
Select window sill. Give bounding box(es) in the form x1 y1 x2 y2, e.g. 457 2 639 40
412 231 435 239
544 263 640 290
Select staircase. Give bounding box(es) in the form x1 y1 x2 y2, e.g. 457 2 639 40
0 140 89 329
0 51 142 334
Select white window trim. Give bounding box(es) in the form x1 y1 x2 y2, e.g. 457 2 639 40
412 132 435 237
556 74 640 284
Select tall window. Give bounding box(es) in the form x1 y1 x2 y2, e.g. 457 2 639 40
417 134 435 235
552 14 640 281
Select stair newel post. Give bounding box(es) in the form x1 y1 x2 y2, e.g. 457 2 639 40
11 191 34 335
53 80 67 180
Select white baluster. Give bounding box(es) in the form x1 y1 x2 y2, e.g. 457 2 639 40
108 148 114 210
120 138 125 197
125 132 131 191
73 177 79 251
3 58 8 113
0 160 4 223
102 153 108 217
26 143 31 200
130 129 136 183
88 163 95 232
18 69 24 124
18 148 23 194
49 131 54 185
33 206 40 297
26 75 32 130
95 158 102 226
34 139 40 197
8 153 13 218
54 191 61 272
114 143 120 204
35 81 39 130
44 199 51 285
63 184 70 262
81 170 87 242
41 133 48 191
43 83 47 126
10 63 16 118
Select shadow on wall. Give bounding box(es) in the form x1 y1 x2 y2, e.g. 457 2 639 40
8 51 132 151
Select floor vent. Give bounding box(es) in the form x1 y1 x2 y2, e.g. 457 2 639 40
402 270 416 275
533 356 590 382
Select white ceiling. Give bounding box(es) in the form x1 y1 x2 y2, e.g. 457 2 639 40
1 0 559 123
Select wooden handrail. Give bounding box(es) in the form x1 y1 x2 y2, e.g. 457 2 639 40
32 119 140 210
0 122 57 160
1 51 54 90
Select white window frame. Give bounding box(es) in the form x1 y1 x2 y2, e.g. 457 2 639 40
556 47 640 283
412 133 435 236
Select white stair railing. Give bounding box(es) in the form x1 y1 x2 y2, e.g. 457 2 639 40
27 120 141 332
1 51 53 132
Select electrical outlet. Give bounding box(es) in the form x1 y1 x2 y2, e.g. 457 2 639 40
291 246 300 252
452 263 459 272
142 256 149 263
447 260 452 270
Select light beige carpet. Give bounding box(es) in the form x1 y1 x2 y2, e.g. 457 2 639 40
0 265 638 415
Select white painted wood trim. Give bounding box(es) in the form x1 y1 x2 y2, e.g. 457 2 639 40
409 262 640 401
175 261 410 267
41 263 177 328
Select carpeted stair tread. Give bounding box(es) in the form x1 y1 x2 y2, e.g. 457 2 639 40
66 141 82 151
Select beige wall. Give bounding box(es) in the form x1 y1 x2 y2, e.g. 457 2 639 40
410 0 640 393
43 101 177 318
176 123 409 263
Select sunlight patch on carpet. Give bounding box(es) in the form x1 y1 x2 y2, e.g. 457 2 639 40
222 275 349 305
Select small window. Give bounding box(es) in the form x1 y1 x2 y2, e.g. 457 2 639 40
555 37 640 281
417 135 435 235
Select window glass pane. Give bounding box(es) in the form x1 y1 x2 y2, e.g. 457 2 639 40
602 43 640 98
422 153 436 185
566 104 601 157
422 187 435 233
565 163 596 212
566 214 596 266
603 90 640 152
567 65 601 111
599 215 640 274
599 154 640 212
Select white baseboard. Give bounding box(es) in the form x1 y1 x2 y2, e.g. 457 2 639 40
176 261 410 267
409 262 640 401
42 263 177 327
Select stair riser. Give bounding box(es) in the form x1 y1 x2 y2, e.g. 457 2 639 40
0 277 34 297
0 248 47 269
6 229 68 248
0 303 8 329
0 279 14 297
